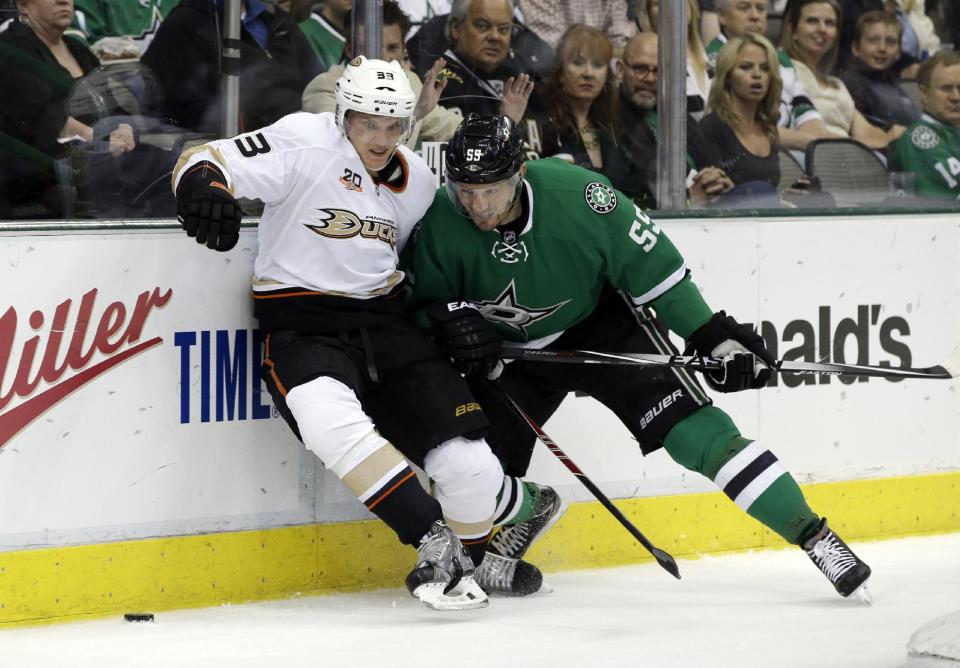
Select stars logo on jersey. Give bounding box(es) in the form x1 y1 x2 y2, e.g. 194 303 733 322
476 279 570 339
911 125 941 150
491 230 529 263
585 182 617 214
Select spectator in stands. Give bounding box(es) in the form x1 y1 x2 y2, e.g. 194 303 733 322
895 1 940 59
617 31 735 207
428 0 535 119
300 0 350 71
405 1 553 91
0 0 136 216
635 0 713 119
699 33 784 202
838 0 941 76
700 0 722 43
836 0 882 68
516 0 636 52
781 0 905 148
302 0 466 145
142 0 321 134
521 25 643 197
65 0 172 61
889 50 960 200
708 0 833 149
841 10 921 127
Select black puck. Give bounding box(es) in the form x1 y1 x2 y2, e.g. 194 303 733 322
123 613 155 623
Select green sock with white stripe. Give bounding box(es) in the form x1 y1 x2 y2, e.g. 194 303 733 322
663 406 818 545
493 476 538 527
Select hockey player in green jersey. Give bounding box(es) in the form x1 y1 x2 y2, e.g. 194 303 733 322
408 113 873 600
889 51 960 201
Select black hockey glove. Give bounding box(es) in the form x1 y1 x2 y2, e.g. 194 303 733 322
686 311 774 393
427 300 502 378
175 161 242 252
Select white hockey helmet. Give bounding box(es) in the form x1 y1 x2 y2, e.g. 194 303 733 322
334 56 417 138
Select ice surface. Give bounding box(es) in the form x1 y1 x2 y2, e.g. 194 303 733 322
1 533 958 668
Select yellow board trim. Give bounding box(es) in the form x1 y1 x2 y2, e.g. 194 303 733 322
2 471 958 627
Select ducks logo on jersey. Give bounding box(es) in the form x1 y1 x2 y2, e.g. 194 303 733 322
306 209 399 246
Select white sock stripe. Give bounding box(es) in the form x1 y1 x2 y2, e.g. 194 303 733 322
731 463 787 511
493 476 520 524
497 478 525 526
355 461 410 503
713 440 768 490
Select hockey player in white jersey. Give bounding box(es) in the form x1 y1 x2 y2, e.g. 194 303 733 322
171 56 544 609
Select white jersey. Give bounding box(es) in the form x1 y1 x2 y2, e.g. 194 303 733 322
174 112 436 300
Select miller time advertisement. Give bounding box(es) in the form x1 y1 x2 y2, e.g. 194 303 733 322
1 215 958 551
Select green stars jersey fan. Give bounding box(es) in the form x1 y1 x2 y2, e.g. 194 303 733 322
408 158 714 345
889 114 960 200
67 0 172 51
299 13 346 72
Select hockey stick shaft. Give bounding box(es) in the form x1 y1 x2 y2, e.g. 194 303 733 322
485 382 681 580
501 348 958 380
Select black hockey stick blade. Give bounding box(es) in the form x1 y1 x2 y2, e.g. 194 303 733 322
651 547 681 579
502 346 960 380
486 381 681 580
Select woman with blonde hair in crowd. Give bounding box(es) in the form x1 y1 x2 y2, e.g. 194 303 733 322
698 32 784 203
780 0 904 149
635 0 713 119
523 24 643 198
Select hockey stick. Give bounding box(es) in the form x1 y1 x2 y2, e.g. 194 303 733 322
485 382 682 580
501 346 960 380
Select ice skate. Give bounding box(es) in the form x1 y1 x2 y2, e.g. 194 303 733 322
405 520 488 611
474 552 545 596
802 518 872 600
489 483 564 560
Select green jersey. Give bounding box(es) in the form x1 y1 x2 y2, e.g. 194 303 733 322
67 0 172 49
299 13 346 72
408 159 713 344
889 114 960 200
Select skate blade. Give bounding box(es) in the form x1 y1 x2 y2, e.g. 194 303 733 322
413 578 489 611
486 582 553 598
850 583 873 606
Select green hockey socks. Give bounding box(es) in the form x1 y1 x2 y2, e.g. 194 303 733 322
493 476 540 527
662 406 818 544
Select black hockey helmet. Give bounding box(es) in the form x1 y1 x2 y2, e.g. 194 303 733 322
445 114 524 184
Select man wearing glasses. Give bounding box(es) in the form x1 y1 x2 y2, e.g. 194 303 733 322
890 51 960 201
618 33 734 207
436 0 535 119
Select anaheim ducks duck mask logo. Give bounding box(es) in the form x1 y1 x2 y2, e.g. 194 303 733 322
305 208 399 246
